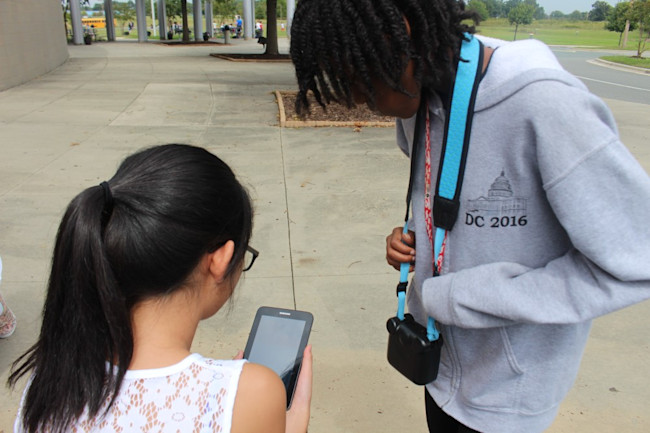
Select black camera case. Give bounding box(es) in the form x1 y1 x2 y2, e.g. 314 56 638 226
387 313 443 385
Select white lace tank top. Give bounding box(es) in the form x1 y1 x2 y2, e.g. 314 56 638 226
15 354 246 432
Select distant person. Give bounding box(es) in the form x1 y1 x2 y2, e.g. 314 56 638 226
8 145 312 433
236 15 243 38
290 0 650 432
0 256 17 339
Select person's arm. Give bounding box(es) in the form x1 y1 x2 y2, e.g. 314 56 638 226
231 363 286 433
231 346 313 433
421 81 650 328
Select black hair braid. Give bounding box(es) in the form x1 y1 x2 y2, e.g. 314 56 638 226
316 0 348 103
291 3 324 112
290 0 479 115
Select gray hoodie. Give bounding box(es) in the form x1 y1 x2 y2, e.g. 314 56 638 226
398 36 650 432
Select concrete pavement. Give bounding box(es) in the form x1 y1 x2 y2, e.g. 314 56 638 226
0 38 649 432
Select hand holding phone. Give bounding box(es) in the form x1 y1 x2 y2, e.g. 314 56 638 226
286 345 312 433
243 307 313 409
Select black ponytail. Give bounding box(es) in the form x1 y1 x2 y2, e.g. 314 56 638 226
8 144 253 432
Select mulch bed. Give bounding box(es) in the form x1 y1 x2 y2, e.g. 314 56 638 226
162 40 224 45
210 53 292 62
209 52 394 126
276 90 394 127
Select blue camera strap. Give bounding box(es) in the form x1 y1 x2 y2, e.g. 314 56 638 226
397 34 483 342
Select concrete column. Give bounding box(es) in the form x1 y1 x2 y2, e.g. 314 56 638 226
287 0 295 37
70 0 84 45
243 0 253 40
135 0 147 42
104 0 115 42
193 0 202 41
205 0 213 37
158 0 167 39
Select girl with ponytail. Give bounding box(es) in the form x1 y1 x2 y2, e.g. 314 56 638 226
8 144 312 433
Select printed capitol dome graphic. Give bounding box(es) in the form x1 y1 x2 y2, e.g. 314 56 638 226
489 171 513 198
468 171 527 214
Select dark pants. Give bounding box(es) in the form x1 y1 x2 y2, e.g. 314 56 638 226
425 390 481 433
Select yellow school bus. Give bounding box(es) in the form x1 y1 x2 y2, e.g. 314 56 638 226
81 17 115 29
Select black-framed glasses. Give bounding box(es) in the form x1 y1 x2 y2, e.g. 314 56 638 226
243 246 259 272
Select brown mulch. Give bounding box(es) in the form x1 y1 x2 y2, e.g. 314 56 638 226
278 90 394 124
162 40 224 45
209 52 393 125
214 53 292 61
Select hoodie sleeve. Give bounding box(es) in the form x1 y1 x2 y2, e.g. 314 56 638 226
421 80 650 329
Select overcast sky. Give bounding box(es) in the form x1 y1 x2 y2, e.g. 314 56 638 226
538 0 619 14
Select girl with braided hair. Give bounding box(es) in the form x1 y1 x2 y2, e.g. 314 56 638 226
290 0 479 117
291 1 650 432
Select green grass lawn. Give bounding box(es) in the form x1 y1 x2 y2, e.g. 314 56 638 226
474 18 648 68
475 18 626 48
601 56 650 69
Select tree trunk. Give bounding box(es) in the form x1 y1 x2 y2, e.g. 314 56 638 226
513 23 519 41
181 0 190 42
265 0 279 55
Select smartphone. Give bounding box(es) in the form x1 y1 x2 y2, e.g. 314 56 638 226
243 306 313 409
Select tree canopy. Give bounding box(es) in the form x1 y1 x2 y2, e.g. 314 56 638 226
589 1 614 21
508 3 535 40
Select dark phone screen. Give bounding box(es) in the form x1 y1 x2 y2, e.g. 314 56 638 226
247 315 306 387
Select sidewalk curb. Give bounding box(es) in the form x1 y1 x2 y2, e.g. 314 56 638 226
590 58 650 75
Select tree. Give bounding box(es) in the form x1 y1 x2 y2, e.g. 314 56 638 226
255 0 266 19
631 0 650 56
503 0 522 17
606 2 637 46
468 0 489 21
483 0 503 18
213 0 238 23
550 10 565 19
568 10 587 21
589 1 613 21
113 1 136 27
166 0 183 30
265 0 279 55
508 3 534 40
277 0 287 18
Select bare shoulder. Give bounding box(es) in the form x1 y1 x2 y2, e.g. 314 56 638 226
231 362 287 433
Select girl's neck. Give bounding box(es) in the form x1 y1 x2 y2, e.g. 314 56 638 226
128 290 202 370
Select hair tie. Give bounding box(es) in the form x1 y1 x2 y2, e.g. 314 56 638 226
99 181 114 220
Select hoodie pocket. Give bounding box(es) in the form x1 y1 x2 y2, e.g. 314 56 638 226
457 327 524 410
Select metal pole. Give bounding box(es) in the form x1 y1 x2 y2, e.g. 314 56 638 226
104 0 116 41
205 0 213 37
158 0 167 39
136 0 147 41
243 0 253 40
193 0 202 41
151 0 157 36
70 0 84 45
